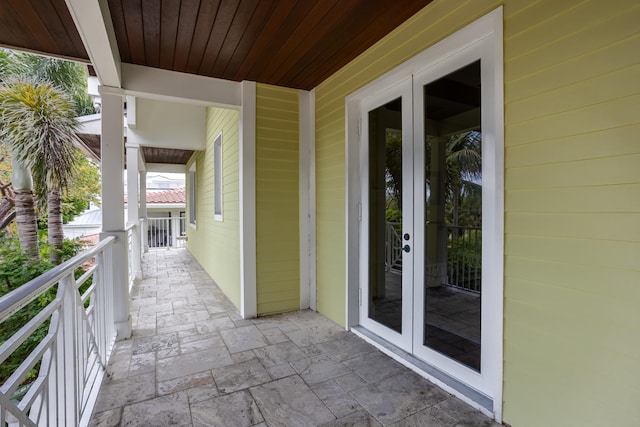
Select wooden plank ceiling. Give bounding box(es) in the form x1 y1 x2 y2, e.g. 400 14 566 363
108 0 433 90
0 0 88 61
77 134 194 167
0 0 433 163
0 0 434 90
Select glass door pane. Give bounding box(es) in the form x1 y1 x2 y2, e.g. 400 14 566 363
423 61 482 371
368 97 404 333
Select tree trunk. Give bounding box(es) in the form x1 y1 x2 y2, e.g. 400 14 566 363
0 198 14 229
0 174 15 223
14 189 39 260
48 189 63 264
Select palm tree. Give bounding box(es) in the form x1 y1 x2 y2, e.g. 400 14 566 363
15 53 98 116
445 131 482 229
0 78 81 263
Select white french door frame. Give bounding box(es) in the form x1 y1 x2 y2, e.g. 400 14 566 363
358 77 414 350
345 7 504 420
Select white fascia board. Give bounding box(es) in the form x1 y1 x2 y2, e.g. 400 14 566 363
121 63 242 108
145 204 186 210
65 0 121 88
145 163 187 174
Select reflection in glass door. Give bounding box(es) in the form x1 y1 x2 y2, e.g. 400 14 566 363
368 98 404 333
422 61 482 371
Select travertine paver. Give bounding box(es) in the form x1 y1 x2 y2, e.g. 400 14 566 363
90 248 500 426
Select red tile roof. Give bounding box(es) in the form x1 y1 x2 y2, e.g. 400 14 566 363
146 188 186 204
125 188 186 204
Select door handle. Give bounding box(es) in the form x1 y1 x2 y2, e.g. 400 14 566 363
402 244 411 253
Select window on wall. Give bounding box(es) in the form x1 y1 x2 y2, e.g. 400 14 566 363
189 163 196 226
214 133 223 221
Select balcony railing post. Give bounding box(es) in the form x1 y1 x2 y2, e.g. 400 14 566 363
60 274 78 426
100 231 131 341
130 222 143 281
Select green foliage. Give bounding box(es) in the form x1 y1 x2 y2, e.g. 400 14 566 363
0 232 82 384
385 208 402 223
33 151 101 224
9 52 98 116
447 229 482 292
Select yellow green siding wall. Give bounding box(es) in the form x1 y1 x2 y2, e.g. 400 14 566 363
187 107 241 308
315 0 640 425
503 1 639 425
255 83 300 315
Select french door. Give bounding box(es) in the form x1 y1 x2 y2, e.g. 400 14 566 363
359 51 496 395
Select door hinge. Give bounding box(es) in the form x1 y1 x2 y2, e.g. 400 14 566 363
357 117 362 137
358 203 362 221
358 288 362 306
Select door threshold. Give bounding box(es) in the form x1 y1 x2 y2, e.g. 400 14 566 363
350 325 494 417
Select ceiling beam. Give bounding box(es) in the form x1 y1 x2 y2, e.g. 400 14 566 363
65 0 121 87
121 63 242 108
145 163 187 174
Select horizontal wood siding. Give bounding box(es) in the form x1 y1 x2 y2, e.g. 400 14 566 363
255 84 300 315
186 107 241 308
503 1 640 425
315 0 640 424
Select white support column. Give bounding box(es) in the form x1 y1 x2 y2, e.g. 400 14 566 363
299 89 316 310
126 143 142 280
99 86 131 341
139 171 148 252
171 215 179 247
239 81 257 319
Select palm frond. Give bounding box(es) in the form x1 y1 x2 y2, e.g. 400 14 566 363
0 77 81 199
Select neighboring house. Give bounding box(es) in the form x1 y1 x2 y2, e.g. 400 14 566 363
64 188 186 247
63 208 102 240
1 1 638 426
128 187 187 247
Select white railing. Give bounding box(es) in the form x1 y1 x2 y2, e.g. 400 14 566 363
147 217 186 249
126 224 135 290
0 237 117 427
385 222 403 274
446 225 481 293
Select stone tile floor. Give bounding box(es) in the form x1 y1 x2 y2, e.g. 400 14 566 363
90 249 500 427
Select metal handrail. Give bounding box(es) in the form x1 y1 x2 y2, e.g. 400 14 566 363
0 236 115 323
0 236 117 426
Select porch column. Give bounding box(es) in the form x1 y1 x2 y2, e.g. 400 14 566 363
99 86 131 341
426 136 448 288
139 171 148 252
171 214 179 247
126 143 142 280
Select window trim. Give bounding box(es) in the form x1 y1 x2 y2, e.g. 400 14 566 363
188 162 197 228
214 132 223 222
